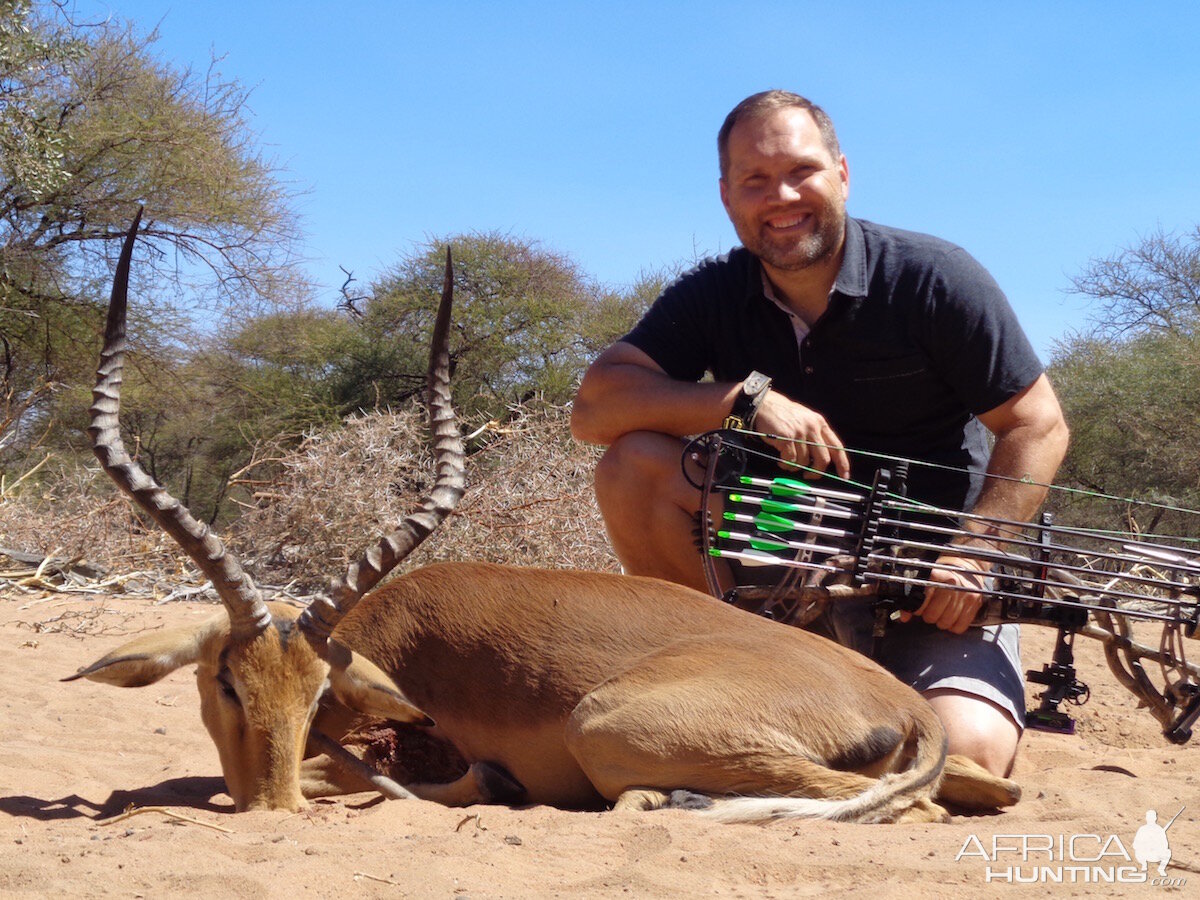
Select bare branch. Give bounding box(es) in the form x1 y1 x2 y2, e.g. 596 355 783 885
337 265 368 317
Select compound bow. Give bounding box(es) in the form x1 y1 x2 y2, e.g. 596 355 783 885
685 429 1200 744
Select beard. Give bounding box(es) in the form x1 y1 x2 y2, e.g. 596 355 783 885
731 202 846 272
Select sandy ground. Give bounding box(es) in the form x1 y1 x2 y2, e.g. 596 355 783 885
1 588 1196 898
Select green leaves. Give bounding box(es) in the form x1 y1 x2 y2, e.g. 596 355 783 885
345 232 654 420
2 4 299 493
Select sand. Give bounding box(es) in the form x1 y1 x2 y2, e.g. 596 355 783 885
1 589 1195 898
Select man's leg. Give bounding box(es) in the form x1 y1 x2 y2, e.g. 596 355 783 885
593 430 714 592
924 689 1021 777
874 622 1026 779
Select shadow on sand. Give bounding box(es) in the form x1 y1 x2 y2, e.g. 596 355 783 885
0 775 230 822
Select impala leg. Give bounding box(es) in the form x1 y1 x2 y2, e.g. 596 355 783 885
937 754 1021 810
563 643 918 809
567 694 881 806
301 753 376 799
611 788 672 812
403 761 527 807
891 797 949 824
302 751 525 807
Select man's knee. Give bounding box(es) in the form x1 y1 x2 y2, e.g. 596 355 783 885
925 690 1020 778
595 431 682 502
592 432 710 589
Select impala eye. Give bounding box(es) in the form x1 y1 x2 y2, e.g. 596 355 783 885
216 669 240 704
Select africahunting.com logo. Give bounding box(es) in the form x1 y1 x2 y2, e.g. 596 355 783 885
956 807 1187 887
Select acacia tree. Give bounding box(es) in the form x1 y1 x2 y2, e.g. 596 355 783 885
1049 226 1200 535
1 0 299 463
345 232 648 420
1068 227 1200 338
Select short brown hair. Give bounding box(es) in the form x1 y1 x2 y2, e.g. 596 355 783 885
717 90 841 178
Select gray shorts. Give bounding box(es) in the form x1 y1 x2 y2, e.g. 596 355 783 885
816 598 1026 729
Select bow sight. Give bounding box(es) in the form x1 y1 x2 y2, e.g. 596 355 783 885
685 429 1200 744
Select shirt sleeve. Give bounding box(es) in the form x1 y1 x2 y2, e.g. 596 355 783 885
921 248 1045 415
619 261 720 383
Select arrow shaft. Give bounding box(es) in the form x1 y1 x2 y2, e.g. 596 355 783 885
873 535 1199 601
708 548 1190 625
708 547 841 572
879 516 1200 589
722 511 855 540
718 529 846 557
735 475 866 504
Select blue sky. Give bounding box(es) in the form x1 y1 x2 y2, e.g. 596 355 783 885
74 1 1200 359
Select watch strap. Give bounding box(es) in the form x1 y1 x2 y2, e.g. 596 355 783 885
724 371 772 430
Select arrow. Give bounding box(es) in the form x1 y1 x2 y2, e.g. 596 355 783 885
707 546 842 571
708 547 1191 625
717 529 846 557
736 474 865 504
727 493 864 521
723 496 859 522
722 511 855 541
873 532 1200 598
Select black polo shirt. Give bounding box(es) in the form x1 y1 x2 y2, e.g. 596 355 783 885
621 218 1045 513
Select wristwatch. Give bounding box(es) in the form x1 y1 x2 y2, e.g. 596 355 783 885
724 371 772 430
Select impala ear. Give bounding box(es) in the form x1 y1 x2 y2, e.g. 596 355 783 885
325 639 434 726
62 615 226 687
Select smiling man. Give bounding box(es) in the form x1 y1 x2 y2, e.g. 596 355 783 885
571 90 1069 777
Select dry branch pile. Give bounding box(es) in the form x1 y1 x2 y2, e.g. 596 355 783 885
0 403 618 602
227 402 618 590
0 458 198 599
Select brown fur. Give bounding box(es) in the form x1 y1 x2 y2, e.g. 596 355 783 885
328 562 988 821
72 565 1023 821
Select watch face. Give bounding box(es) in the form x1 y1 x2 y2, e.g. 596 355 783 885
745 372 770 395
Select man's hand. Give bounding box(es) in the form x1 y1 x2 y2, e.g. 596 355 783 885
754 390 851 479
895 374 1067 636
901 553 989 634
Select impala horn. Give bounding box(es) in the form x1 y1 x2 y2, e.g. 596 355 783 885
299 248 465 643
89 209 271 641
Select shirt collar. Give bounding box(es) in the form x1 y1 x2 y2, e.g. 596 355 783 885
760 273 813 342
832 217 868 298
743 216 868 301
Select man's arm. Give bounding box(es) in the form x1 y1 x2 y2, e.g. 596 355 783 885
571 342 740 444
907 373 1070 633
571 342 850 477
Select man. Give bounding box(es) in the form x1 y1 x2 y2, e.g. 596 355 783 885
571 90 1069 777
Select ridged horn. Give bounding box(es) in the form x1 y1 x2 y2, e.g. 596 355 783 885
299 248 465 642
88 210 271 641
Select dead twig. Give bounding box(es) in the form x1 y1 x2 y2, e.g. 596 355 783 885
155 585 216 604
353 872 403 886
16 605 138 639
98 805 234 834
1 453 51 498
